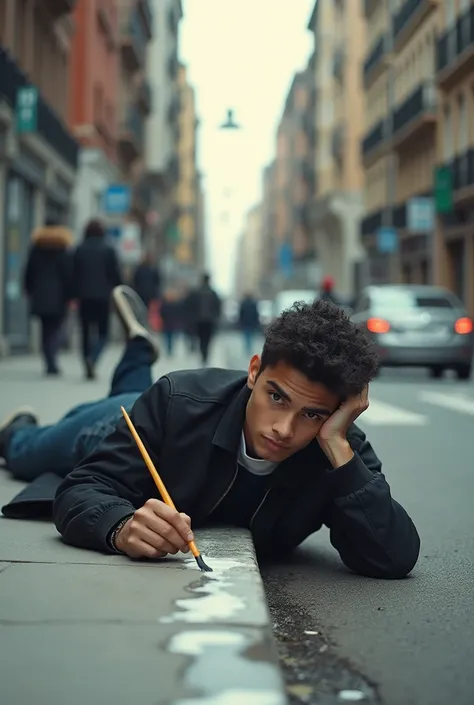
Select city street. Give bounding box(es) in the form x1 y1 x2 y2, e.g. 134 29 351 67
1 332 473 705
225 332 474 705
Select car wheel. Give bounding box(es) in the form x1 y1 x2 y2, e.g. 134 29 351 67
429 366 444 379
455 364 472 380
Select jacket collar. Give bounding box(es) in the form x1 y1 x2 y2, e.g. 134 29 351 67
212 382 251 453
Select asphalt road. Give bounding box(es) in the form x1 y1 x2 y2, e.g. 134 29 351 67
224 331 474 705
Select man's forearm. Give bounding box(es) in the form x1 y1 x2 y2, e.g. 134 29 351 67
320 438 354 469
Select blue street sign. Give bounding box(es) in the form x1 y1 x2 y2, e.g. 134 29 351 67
279 242 293 278
376 227 398 254
103 185 131 215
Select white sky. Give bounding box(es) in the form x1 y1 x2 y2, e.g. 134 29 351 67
180 0 314 295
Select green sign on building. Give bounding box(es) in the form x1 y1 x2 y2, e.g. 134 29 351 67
16 86 38 134
433 165 453 214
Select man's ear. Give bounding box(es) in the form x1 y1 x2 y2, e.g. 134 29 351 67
247 354 261 390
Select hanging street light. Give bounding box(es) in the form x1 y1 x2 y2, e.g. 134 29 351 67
219 108 241 130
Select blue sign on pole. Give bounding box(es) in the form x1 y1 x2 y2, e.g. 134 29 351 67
376 227 398 254
103 185 131 215
279 242 293 278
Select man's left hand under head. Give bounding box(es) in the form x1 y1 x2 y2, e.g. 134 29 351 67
317 386 369 468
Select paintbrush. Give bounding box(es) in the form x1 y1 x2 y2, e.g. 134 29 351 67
120 406 212 572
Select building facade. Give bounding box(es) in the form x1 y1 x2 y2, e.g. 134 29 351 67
69 0 120 239
433 0 474 315
173 63 202 285
0 0 79 354
145 0 182 271
308 0 366 298
361 0 439 288
234 205 264 299
117 0 153 244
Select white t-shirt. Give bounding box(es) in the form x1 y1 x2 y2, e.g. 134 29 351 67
237 432 278 476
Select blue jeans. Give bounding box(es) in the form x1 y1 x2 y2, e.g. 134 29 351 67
8 338 155 481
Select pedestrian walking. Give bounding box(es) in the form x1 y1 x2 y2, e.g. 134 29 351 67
160 289 182 356
191 273 221 366
319 275 340 305
132 252 161 310
0 297 420 580
24 219 74 376
238 292 261 356
73 219 122 380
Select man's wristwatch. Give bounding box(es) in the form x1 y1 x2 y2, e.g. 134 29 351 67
109 515 133 553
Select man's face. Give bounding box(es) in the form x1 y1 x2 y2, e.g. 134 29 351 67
244 357 340 462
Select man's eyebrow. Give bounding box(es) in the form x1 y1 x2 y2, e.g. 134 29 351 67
266 381 331 416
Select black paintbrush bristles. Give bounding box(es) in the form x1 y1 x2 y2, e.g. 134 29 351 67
195 553 213 572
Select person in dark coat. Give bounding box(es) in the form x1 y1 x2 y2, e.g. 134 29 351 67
238 292 260 355
319 275 340 305
160 289 182 356
73 219 122 380
189 273 221 365
24 219 73 375
132 252 161 309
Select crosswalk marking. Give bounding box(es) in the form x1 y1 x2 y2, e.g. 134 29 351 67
359 399 428 426
419 391 474 416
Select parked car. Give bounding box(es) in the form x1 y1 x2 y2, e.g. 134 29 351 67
350 285 473 379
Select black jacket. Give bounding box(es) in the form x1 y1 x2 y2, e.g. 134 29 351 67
24 226 74 318
54 369 420 578
132 264 160 306
73 235 121 302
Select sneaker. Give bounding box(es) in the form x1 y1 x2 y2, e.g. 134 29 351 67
112 285 160 363
0 407 38 461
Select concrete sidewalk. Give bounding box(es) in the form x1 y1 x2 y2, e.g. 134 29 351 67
0 336 287 705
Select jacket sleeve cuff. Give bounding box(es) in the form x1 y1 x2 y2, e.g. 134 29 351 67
326 453 375 497
94 503 135 554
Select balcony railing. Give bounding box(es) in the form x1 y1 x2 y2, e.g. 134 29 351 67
121 10 147 70
436 5 474 76
0 46 78 168
137 80 152 114
363 34 389 86
392 80 436 136
138 0 153 40
393 0 437 46
362 118 387 157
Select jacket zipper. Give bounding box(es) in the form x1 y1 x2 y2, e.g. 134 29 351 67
207 465 239 516
249 488 271 530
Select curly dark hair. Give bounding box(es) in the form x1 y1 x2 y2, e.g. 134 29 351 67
260 299 379 398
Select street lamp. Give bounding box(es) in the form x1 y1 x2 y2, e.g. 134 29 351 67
219 108 241 130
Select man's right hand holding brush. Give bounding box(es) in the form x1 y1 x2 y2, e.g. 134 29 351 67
112 499 194 559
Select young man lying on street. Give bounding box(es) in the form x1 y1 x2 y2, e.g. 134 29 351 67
0 287 420 579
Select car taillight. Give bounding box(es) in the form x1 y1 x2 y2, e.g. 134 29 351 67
454 317 473 334
367 317 391 334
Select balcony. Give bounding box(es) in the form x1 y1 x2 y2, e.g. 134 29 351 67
363 34 391 88
168 54 179 80
48 0 77 19
333 47 344 83
137 79 152 114
437 6 474 90
167 95 180 124
393 0 439 51
0 46 78 168
121 11 147 72
332 125 344 161
168 155 180 184
439 150 474 206
392 81 437 149
361 118 389 164
118 107 144 162
97 0 117 47
138 0 153 40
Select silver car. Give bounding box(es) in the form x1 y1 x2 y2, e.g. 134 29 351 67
350 285 474 379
